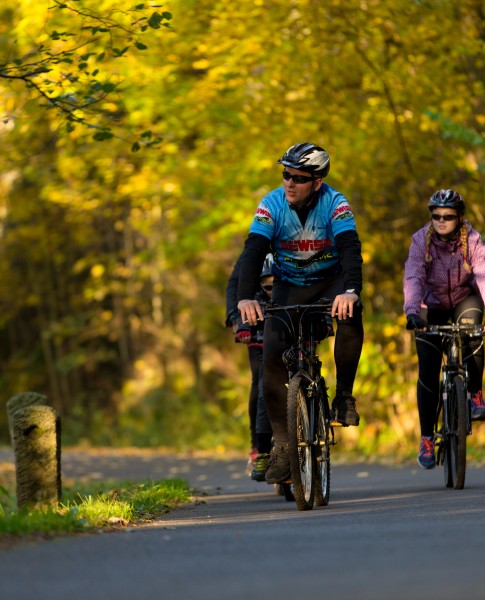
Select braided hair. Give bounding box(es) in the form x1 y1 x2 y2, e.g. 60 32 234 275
424 221 471 272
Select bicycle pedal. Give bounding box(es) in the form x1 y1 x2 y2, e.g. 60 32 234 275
330 420 344 427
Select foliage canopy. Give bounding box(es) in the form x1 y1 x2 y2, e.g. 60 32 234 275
0 0 484 456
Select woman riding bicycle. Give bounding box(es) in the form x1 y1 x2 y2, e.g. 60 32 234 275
403 189 485 469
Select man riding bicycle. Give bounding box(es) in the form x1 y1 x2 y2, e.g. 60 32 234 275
237 142 364 484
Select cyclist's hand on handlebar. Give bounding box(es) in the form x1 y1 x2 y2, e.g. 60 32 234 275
237 299 264 326
406 314 428 331
331 292 359 320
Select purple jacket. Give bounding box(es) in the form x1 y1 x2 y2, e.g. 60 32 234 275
403 221 485 316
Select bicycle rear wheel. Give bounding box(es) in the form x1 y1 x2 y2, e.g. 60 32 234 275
314 381 331 506
444 375 467 489
287 375 314 510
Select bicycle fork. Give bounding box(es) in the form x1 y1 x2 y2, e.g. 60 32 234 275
305 379 337 459
436 367 472 464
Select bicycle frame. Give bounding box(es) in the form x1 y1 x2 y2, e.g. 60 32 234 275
265 299 334 422
264 298 335 510
428 323 483 424
426 323 485 489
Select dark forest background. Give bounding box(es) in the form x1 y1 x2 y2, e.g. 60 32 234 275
1 0 484 458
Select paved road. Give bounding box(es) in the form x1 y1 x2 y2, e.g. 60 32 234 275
1 448 485 600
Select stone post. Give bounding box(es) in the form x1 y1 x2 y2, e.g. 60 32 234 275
7 393 61 510
6 392 49 443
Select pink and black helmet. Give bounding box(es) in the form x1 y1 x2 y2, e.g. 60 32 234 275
428 189 465 214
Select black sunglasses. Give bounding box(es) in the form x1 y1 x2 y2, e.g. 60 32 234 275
261 284 273 292
431 213 458 222
282 170 315 184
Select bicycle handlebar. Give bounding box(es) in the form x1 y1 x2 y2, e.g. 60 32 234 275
426 324 485 337
262 298 333 315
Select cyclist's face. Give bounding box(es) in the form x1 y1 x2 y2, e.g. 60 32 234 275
283 167 322 206
431 209 460 236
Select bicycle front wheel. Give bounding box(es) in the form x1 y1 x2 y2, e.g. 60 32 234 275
444 375 467 489
314 381 331 506
287 375 314 511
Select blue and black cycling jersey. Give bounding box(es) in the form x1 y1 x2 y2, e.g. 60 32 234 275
249 183 358 286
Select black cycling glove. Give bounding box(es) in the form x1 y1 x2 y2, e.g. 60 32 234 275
406 314 428 331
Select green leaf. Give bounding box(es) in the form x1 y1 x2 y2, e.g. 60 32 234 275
424 110 484 146
113 47 129 58
135 42 148 50
92 131 114 141
131 142 141 152
101 83 116 93
146 137 162 147
148 12 163 29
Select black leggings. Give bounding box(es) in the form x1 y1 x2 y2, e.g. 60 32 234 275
247 346 260 448
262 276 364 443
415 295 484 437
248 345 273 452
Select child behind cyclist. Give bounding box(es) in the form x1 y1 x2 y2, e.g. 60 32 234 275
226 254 274 481
403 189 485 469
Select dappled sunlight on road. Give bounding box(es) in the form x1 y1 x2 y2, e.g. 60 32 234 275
60 449 251 493
2 446 485 512
0 447 252 494
155 482 485 530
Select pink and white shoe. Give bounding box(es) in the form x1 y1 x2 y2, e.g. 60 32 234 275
246 447 258 475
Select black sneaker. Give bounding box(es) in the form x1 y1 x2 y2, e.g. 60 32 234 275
265 445 291 484
331 394 360 426
251 453 270 481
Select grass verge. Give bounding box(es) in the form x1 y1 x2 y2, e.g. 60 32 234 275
0 478 191 539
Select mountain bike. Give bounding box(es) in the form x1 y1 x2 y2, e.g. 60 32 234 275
425 323 485 489
264 298 338 511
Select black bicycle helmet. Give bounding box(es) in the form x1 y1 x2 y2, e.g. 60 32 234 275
277 143 330 177
260 253 274 279
428 189 465 213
